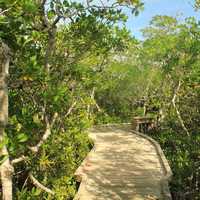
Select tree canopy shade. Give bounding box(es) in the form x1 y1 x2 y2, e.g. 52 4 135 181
0 0 144 199
1 1 200 200
96 15 200 199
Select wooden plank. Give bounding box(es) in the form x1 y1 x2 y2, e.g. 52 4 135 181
74 124 172 200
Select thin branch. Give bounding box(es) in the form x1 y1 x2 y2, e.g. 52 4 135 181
99 0 106 8
65 101 77 117
40 0 49 28
11 155 28 165
29 172 55 195
29 112 58 153
41 0 47 5
0 7 12 16
91 87 101 112
94 101 102 112
143 83 150 116
50 0 62 26
86 1 119 10
172 80 190 136
86 0 90 7
52 16 61 27
91 88 102 112
0 1 17 16
45 26 57 71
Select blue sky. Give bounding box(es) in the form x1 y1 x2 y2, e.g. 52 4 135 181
126 0 200 39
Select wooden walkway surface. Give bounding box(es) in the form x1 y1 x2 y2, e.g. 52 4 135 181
74 124 172 200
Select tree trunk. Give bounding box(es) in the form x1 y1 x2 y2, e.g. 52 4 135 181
0 41 13 200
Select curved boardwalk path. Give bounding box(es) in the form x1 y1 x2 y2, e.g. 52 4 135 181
74 124 172 200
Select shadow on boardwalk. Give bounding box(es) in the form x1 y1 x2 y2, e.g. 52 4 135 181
74 124 172 200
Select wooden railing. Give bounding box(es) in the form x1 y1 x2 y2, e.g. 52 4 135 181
132 116 155 133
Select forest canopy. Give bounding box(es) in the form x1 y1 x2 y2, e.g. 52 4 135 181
0 0 200 200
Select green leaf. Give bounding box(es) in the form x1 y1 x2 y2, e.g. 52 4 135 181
33 114 41 125
0 155 8 165
17 133 28 143
0 137 8 150
23 1 38 13
16 123 22 132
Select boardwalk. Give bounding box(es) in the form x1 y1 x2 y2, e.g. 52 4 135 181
74 124 172 200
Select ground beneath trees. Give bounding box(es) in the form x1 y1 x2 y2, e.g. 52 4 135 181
74 124 172 200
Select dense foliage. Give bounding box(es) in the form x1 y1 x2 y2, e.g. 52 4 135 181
0 0 143 199
142 16 200 200
96 16 200 200
1 1 200 200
